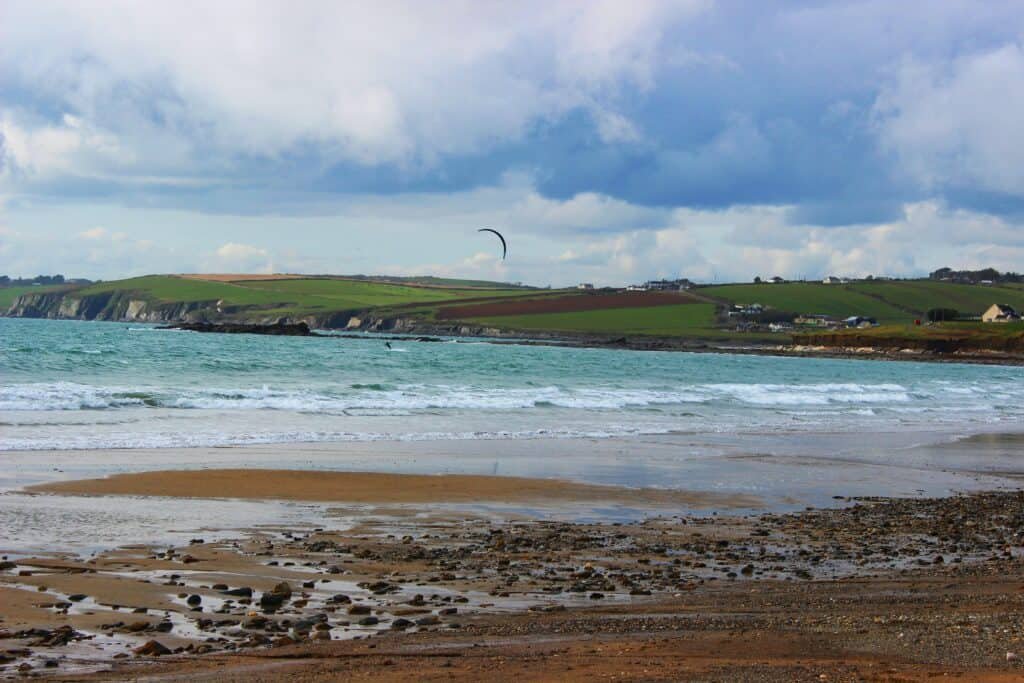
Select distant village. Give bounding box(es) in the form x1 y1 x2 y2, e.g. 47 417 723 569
577 266 1022 333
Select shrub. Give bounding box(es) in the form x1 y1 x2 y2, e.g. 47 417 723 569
926 307 959 322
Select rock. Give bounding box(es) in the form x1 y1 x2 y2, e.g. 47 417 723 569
415 616 440 626
243 616 269 630
186 594 202 606
134 640 172 657
358 616 380 626
0 561 16 570
391 618 414 630
162 321 318 337
260 593 285 611
33 625 81 646
154 621 173 633
67 594 88 602
327 594 351 604
221 586 253 597
127 621 149 633
347 604 372 615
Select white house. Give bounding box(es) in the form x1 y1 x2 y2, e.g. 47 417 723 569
982 303 1020 323
577 283 594 290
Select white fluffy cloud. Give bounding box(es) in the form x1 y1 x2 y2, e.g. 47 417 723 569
1 0 703 179
874 43 1024 195
208 242 273 273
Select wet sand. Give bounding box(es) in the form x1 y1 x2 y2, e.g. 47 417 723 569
29 469 761 508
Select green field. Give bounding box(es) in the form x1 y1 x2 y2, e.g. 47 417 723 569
701 283 908 322
701 281 1024 323
67 275 537 316
470 303 722 336
77 276 290 306
848 281 1024 317
0 285 66 309
239 278 533 309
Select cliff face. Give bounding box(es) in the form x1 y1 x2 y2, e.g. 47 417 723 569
5 289 355 328
7 290 215 323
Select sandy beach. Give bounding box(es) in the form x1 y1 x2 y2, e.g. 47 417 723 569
28 469 761 508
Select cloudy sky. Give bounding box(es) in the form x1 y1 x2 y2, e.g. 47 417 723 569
2 0 1023 286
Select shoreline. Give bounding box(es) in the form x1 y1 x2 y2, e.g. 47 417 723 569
5 314 1024 366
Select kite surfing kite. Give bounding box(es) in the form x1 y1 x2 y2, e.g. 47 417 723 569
478 228 507 260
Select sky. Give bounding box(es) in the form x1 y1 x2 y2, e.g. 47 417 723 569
2 0 1023 287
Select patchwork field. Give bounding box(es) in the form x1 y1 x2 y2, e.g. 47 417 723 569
436 291 693 319
702 283 908 322
59 275 540 318
5 274 1021 345
470 303 721 337
702 281 1024 323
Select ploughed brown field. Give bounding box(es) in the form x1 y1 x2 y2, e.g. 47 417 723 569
436 291 696 319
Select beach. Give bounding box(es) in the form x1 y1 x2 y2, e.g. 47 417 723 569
2 319 1024 679
2 433 1024 680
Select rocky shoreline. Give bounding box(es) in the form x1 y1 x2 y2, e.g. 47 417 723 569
158 321 322 336
2 489 1022 679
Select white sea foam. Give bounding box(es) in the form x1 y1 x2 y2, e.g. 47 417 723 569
0 424 681 452
0 381 958 413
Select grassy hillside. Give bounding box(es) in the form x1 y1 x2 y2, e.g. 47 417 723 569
239 278 532 308
77 276 289 306
9 275 1021 347
0 285 66 309
470 303 722 337
847 281 1024 317
41 275 546 320
701 283 908 322
701 280 1024 323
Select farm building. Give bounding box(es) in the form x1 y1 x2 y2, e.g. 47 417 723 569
794 314 837 327
982 303 1020 323
843 316 878 328
643 278 694 291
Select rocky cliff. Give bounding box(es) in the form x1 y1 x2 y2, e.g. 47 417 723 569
6 290 215 323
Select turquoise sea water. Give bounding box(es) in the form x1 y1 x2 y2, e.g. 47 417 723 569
2 317 1023 451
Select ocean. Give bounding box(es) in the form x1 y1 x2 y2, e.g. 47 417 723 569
3 317 1023 452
